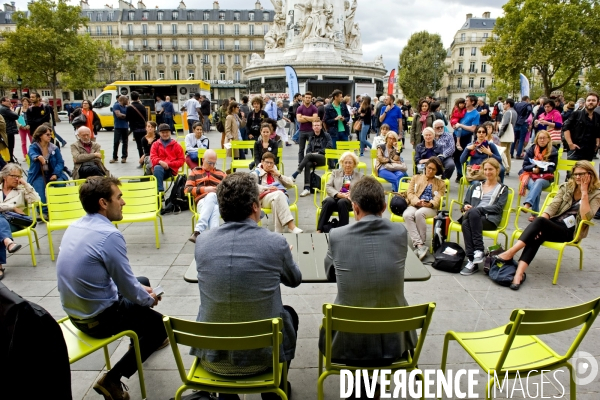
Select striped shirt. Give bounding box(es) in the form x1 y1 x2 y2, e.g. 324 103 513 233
184 167 227 203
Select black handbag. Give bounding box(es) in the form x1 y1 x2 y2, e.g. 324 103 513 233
71 113 87 127
309 171 321 194
488 257 517 286
1 211 34 229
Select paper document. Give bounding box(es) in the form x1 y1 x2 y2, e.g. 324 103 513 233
443 247 458 256
531 159 555 170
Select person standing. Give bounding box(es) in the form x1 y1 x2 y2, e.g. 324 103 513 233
183 94 202 134
239 95 250 141
25 92 52 142
110 95 129 164
200 95 212 133
0 97 19 161
512 95 533 159
358 96 372 156
154 95 164 125
126 91 148 169
296 92 319 163
291 93 302 143
162 96 175 134
15 97 31 161
264 95 278 121
477 97 491 124
498 98 517 175
324 89 351 149
378 95 403 139
563 92 600 162
452 95 480 183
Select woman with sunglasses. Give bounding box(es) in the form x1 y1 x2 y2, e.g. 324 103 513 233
459 124 504 183
497 161 600 290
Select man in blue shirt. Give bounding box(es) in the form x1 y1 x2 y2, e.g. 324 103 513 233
56 176 167 400
111 95 129 164
452 95 480 182
264 95 278 120
512 95 533 158
379 94 403 135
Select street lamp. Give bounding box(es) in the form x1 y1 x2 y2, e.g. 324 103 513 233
575 80 581 100
16 75 22 98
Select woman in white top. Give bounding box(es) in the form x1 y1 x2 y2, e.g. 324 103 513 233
185 121 209 170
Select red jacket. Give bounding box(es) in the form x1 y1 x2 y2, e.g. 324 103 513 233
150 139 185 175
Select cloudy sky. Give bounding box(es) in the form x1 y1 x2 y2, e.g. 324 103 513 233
11 0 507 71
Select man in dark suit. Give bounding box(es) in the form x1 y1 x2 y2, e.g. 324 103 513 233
322 176 417 368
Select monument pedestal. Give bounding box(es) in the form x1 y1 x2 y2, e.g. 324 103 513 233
295 37 341 63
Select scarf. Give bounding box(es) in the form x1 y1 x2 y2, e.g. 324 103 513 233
469 140 484 157
519 145 548 196
420 111 428 132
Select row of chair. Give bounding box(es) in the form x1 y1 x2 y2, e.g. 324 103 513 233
58 297 600 400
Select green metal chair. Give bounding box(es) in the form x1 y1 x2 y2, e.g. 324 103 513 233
313 172 354 229
334 142 367 174
317 302 436 400
440 297 600 400
510 191 594 285
12 201 41 266
369 148 388 185
163 316 288 400
58 317 147 399
260 184 299 227
447 187 514 248
229 140 256 171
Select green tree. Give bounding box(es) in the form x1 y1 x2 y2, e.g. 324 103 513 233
482 0 600 97
97 41 134 84
585 67 600 94
397 31 447 103
0 0 98 113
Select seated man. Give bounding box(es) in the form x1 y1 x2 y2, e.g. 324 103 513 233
71 126 110 180
321 177 417 387
56 176 167 400
150 123 185 193
432 119 456 179
191 172 301 400
185 149 227 243
185 121 209 170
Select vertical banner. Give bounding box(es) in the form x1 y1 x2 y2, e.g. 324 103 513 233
285 65 299 97
387 69 396 95
520 73 530 99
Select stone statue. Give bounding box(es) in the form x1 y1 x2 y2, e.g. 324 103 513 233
270 0 284 15
344 0 357 47
250 53 263 62
374 55 384 67
295 0 331 41
347 23 361 50
265 2 287 50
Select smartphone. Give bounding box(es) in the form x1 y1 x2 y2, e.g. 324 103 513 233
153 285 165 298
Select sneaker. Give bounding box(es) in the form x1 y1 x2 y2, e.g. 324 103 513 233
455 177 461 183
136 164 143 169
460 260 479 276
189 231 200 243
121 158 127 163
109 159 118 163
416 246 428 260
93 373 130 400
291 227 303 234
473 250 485 264
300 189 310 197
291 171 299 180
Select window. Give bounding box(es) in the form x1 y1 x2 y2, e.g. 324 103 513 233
219 12 225 20
481 62 487 73
249 24 255 35
143 54 149 64
96 13 102 21
471 33 477 41
142 24 147 35
127 24 133 35
107 26 112 35
188 39 193 50
143 39 147 47
96 26 102 35
187 11 194 20
144 70 150 80
158 70 165 79
128 39 133 50
157 39 163 49
469 62 476 72
460 33 465 41
471 47 476 56
173 70 179 80
219 39 224 50
234 54 240 64
468 77 474 88
87 90 94 97
203 39 209 50
459 47 464 56
234 24 239 35
234 70 241 82
220 70 226 80
128 11 135 21
173 54 179 64
249 40 254 50
219 54 225 64
188 54 194 64
107 12 113 21
172 24 177 34
187 24 193 34
219 24 224 35
95 93 112 108
157 24 162 34
479 77 486 88
234 40 239 50
263 12 270 21
142 11 148 20
203 24 209 34
203 11 210 20
172 39 177 48
458 62 463 72
203 54 209 64
158 54 164 63
41 90 52 97
157 11 164 20
457 78 462 88
172 11 178 20
234 11 240 21
263 25 269 34
130 71 136 80
188 71 195 79
249 12 254 21
204 70 210 80
483 33 488 39
85 26 90 33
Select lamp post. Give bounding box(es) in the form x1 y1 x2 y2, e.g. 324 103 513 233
16 75 22 98
575 80 581 100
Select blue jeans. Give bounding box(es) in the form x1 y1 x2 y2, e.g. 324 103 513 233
193 192 220 233
523 178 551 212
187 118 199 133
31 173 68 213
359 124 372 155
0 215 20 264
292 121 300 142
153 165 173 192
378 169 407 192
511 124 528 157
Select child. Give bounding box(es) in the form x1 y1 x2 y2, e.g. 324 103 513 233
372 123 390 148
450 98 467 150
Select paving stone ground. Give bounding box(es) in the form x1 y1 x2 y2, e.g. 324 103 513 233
4 122 600 399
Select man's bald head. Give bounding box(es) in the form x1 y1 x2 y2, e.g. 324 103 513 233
202 149 218 171
77 126 92 143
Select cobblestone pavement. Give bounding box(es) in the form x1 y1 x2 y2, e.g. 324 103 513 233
4 122 600 399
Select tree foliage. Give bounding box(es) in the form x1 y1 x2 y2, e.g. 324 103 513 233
482 0 600 97
397 31 448 103
0 0 98 111
97 41 135 84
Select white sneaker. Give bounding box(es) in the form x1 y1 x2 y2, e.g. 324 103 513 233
292 227 303 234
300 189 310 197
416 246 428 260
460 260 479 276
473 250 485 264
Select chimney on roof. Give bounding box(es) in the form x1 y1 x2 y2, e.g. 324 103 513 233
466 13 472 20
255 1 261 10
482 11 490 18
137 0 145 9
4 2 15 11
179 1 186 9
79 0 89 10
105 4 112 8
213 1 219 10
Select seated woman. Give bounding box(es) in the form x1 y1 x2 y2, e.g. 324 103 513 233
291 120 332 197
460 124 505 183
140 121 160 172
534 98 563 149
253 152 303 234
184 121 209 170
27 125 69 215
70 127 109 180
518 130 558 219
372 123 390 148
317 151 364 233
459 158 509 276
414 127 444 174
403 157 446 260
375 131 407 192
0 163 40 280
483 120 510 176
498 161 600 290
251 123 279 170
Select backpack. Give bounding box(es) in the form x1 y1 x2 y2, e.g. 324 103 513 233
164 174 189 213
431 242 465 273
431 211 450 252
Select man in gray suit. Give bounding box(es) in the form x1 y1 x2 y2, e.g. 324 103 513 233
321 176 417 367
191 172 301 400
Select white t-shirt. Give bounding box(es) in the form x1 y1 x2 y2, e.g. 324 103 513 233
183 98 201 120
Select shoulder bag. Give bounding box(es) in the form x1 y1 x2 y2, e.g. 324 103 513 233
466 164 486 182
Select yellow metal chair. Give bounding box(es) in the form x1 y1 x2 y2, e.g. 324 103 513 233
388 178 450 224
43 180 88 261
448 187 514 248
335 142 367 174
116 176 164 249
440 297 600 400
555 158 594 186
260 184 299 227
370 148 388 185
58 317 147 399
229 140 255 171
12 201 41 266
457 159 471 204
163 316 288 400
318 302 436 400
313 172 354 229
510 192 594 285
277 146 284 174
